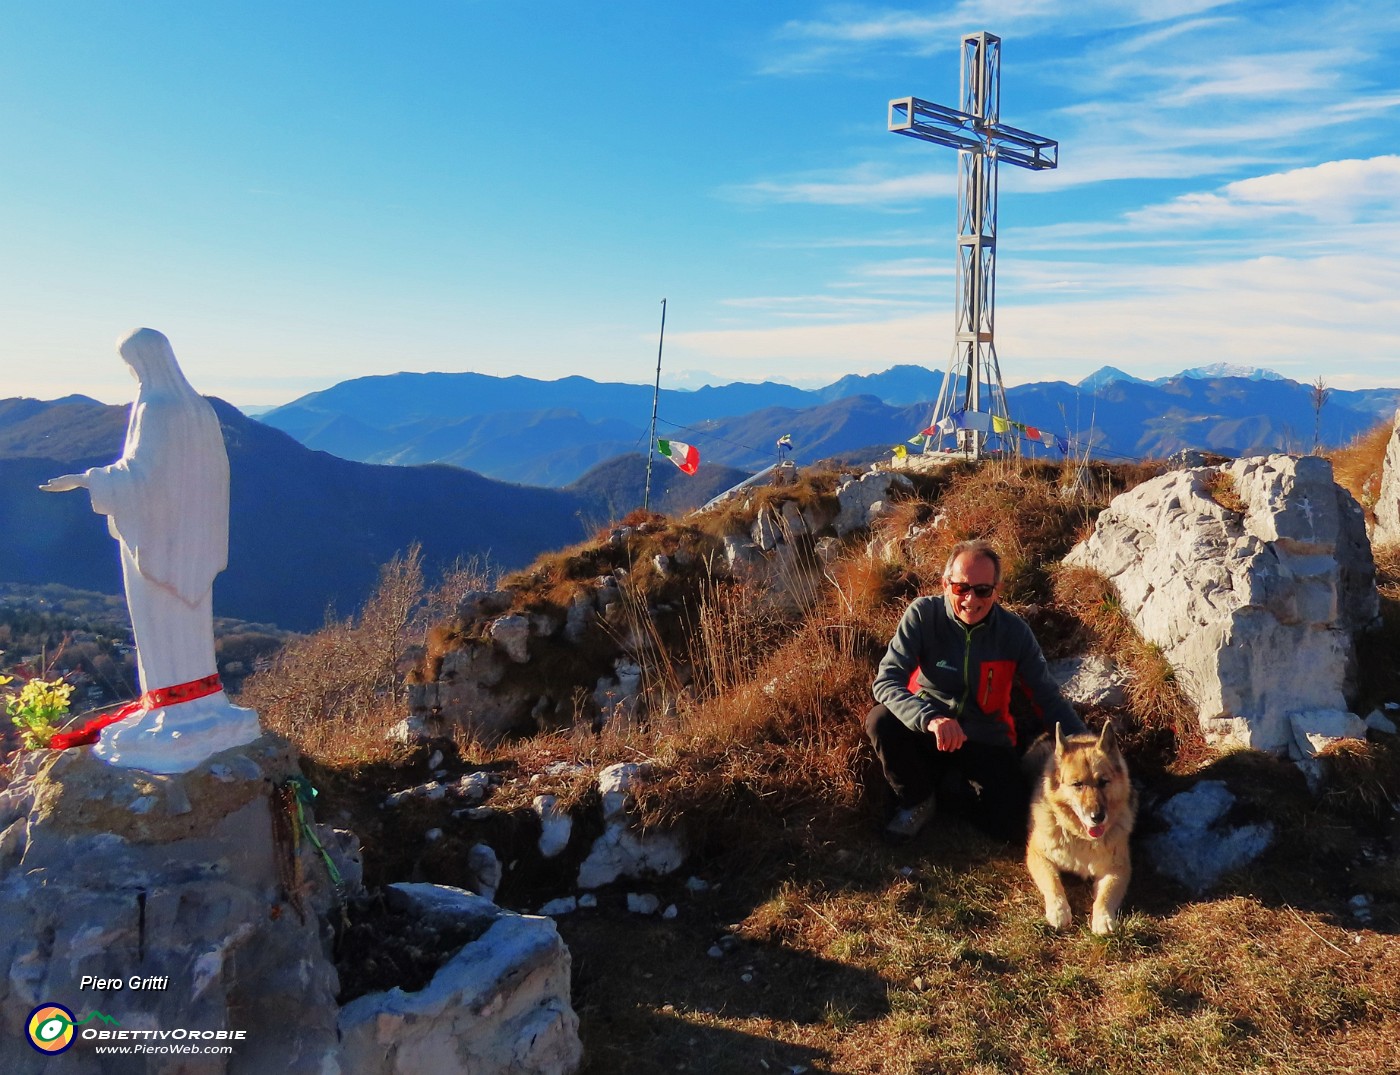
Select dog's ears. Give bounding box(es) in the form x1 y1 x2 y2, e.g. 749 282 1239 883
1097 720 1119 755
1054 722 1067 758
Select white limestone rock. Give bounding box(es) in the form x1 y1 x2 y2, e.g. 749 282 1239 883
534 795 573 859
490 614 531 663
576 762 686 890
576 822 687 891
0 738 343 1075
752 508 783 552
564 590 595 642
1143 780 1275 894
1065 455 1378 752
598 762 649 819
626 892 660 915
1373 408 1400 543
1288 708 1369 761
834 471 913 537
467 843 503 902
1049 655 1129 710
407 643 533 746
538 897 578 917
339 884 582 1075
457 589 515 623
593 658 644 723
722 534 764 579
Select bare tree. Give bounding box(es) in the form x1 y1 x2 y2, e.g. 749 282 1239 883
1311 376 1331 455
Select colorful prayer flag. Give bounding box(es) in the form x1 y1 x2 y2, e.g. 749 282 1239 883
992 415 1010 433
657 438 700 475
892 444 908 459
776 433 793 449
1024 426 1042 442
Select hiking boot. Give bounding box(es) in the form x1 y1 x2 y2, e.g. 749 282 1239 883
884 796 937 841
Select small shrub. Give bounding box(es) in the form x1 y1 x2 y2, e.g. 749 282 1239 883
4 675 74 749
239 545 480 767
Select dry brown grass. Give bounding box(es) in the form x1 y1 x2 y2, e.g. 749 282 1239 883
239 547 492 768
894 460 1093 603
1328 418 1393 515
1373 541 1400 602
694 468 851 541
560 820 1400 1075
1200 467 1247 514
1318 737 1400 820
1354 543 1400 713
1050 564 1206 766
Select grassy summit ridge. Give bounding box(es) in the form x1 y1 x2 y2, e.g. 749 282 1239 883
245 454 1400 1075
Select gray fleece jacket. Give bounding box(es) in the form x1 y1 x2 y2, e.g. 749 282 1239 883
872 593 1085 749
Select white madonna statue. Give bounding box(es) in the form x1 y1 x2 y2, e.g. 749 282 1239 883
42 328 261 773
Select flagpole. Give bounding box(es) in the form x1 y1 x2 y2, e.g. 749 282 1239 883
643 298 667 512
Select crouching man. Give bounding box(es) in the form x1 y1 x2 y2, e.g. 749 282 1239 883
866 539 1085 842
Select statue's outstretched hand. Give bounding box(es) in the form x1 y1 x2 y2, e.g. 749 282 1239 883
40 472 89 493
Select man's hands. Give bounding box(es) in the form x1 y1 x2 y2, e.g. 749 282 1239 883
928 716 967 752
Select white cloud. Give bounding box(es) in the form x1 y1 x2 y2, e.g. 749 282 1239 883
668 249 1400 392
728 165 954 206
1127 156 1400 228
760 1 1240 74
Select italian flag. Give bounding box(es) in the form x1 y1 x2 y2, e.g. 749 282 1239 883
658 438 700 475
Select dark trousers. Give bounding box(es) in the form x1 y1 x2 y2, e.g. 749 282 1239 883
865 703 1031 843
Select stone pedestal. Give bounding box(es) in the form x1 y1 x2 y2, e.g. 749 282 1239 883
0 735 341 1075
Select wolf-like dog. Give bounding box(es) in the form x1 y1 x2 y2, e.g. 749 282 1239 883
1026 722 1137 934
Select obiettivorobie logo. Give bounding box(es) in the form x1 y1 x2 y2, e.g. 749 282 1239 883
25 1004 120 1055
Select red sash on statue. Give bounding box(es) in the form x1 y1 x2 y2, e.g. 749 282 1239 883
50 673 224 750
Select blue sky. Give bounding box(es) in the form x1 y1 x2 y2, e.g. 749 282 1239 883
4 0 1399 406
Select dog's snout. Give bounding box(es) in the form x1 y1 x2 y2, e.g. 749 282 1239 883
1090 808 1106 824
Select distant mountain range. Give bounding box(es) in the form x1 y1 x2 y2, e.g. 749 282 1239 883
8 362 1397 631
258 364 1400 477
256 366 946 484
0 398 747 631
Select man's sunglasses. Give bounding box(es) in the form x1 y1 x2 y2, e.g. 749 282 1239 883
944 580 996 598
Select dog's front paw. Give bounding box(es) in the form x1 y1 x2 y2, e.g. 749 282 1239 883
1044 899 1072 930
1090 910 1117 935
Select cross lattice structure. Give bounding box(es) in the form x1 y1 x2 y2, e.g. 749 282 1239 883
889 31 1057 458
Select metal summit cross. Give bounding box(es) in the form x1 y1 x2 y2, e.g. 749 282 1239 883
889 31 1057 459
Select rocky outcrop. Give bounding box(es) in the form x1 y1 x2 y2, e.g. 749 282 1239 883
0 738 586 1075
338 884 580 1075
1374 408 1400 543
0 736 342 1075
408 637 539 745
1065 455 1378 752
409 480 899 743
834 470 911 537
